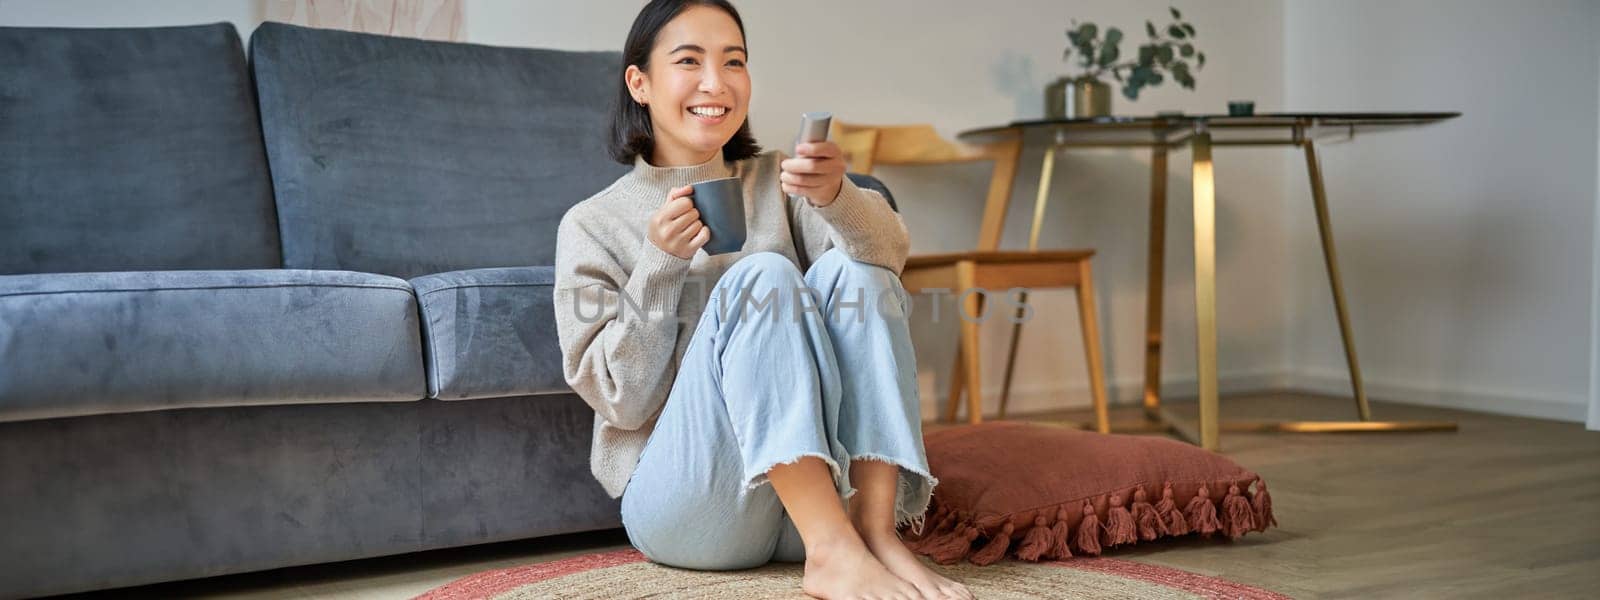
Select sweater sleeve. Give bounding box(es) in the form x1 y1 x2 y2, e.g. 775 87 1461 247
790 158 911 275
553 209 690 431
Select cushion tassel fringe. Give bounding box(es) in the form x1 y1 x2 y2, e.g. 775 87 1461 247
1013 514 1055 561
1131 487 1164 540
904 479 1279 566
1251 477 1277 531
1184 485 1222 538
1222 484 1256 539
1102 493 1138 547
1156 483 1190 536
1045 506 1074 560
927 523 979 565
906 507 956 553
1073 501 1102 556
967 522 1014 565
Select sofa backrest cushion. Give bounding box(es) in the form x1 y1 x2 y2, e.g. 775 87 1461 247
249 22 628 280
0 23 283 275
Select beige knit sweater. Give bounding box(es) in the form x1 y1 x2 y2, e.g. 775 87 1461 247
553 150 910 499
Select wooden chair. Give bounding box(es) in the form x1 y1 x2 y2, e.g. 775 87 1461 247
834 123 1110 432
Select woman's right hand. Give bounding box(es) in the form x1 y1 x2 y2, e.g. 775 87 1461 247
648 185 711 260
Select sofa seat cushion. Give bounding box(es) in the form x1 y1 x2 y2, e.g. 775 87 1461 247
0 270 426 422
410 266 566 400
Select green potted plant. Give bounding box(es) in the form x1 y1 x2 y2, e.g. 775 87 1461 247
1046 6 1206 119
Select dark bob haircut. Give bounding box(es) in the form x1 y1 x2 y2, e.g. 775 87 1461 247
607 0 762 165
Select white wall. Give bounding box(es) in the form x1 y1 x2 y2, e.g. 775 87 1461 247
1284 0 1600 422
1591 2 1600 432
0 0 261 31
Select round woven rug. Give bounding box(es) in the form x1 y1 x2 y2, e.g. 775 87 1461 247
418 548 1288 599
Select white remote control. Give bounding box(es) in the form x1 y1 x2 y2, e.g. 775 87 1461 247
793 112 832 204
797 111 832 146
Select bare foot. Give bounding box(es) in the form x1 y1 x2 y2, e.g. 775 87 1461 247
802 534 925 600
861 530 975 600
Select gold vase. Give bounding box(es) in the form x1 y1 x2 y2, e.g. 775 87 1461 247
1045 76 1113 119
1045 77 1071 119
1071 76 1112 118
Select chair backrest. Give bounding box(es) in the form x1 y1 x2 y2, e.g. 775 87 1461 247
0 23 283 275
831 122 1020 252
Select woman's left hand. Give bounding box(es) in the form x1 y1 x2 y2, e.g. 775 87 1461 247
780 141 846 207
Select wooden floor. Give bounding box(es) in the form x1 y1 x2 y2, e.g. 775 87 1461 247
61 392 1600 599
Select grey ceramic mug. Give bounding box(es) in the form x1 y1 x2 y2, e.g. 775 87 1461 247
690 176 747 255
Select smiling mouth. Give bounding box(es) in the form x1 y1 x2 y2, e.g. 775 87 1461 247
688 106 729 118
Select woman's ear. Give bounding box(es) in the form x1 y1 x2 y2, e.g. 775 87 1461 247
625 64 649 106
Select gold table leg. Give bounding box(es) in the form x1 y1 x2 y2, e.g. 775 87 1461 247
1136 137 1457 441
1304 140 1370 420
1191 132 1221 451
998 146 1056 419
1258 140 1455 433
1133 143 1209 446
1142 146 1169 420
1222 420 1457 433
1131 133 1221 450
1003 131 1461 442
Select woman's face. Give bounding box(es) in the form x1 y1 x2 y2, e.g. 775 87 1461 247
627 5 751 166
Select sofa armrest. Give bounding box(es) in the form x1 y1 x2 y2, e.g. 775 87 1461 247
410 266 566 400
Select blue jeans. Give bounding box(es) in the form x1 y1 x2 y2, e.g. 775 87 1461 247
619 249 936 570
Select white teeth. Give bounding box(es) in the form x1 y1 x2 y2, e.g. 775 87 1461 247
689 106 727 117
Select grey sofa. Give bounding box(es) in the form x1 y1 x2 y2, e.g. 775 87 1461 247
0 22 895 598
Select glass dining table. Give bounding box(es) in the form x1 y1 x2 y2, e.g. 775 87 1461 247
957 113 1462 451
